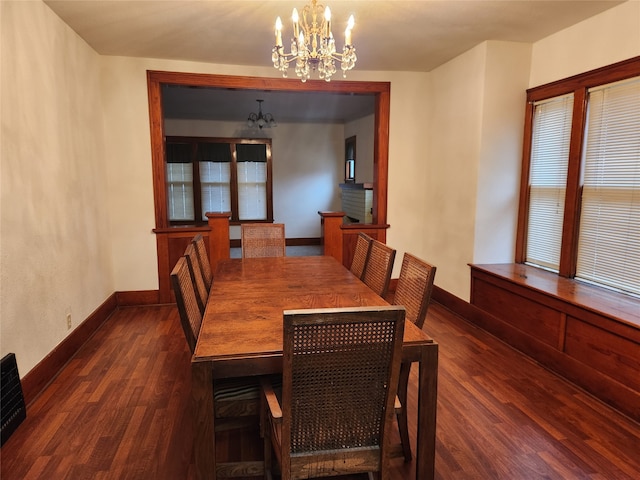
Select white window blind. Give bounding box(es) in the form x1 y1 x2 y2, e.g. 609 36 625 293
200 162 231 220
576 77 640 296
236 144 268 221
526 94 574 271
166 163 194 221
238 161 267 220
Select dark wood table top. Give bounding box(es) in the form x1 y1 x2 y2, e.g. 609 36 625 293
194 256 433 375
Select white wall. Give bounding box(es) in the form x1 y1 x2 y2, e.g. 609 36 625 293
165 118 344 239
344 114 375 184
1 1 113 375
474 41 532 263
422 44 487 298
529 1 640 88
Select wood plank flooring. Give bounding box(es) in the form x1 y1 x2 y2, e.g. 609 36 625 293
1 302 639 479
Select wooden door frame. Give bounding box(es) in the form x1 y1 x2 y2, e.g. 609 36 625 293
146 71 390 229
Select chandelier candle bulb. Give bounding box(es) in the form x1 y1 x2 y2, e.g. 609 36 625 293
324 7 331 37
346 15 354 44
275 17 283 46
292 9 299 38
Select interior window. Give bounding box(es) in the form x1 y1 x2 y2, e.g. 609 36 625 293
165 137 273 225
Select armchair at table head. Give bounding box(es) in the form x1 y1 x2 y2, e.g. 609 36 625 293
260 305 406 480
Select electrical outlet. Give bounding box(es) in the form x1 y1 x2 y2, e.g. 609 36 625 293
66 313 72 330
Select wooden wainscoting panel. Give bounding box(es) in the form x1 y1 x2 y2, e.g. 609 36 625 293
565 316 640 392
471 275 563 348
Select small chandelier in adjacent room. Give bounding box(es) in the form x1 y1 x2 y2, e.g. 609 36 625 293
272 0 356 82
247 99 277 129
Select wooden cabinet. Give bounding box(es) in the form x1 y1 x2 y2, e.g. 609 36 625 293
469 263 640 421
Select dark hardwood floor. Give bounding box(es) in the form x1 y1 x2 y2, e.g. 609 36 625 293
2 302 639 479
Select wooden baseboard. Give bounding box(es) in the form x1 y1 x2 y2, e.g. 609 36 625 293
431 285 475 319
230 237 321 248
286 237 321 246
22 293 118 407
115 290 162 306
21 290 165 407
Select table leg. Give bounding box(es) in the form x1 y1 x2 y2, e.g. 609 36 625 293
416 342 438 480
192 361 216 480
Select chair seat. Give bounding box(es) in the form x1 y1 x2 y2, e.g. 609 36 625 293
215 376 282 419
214 378 261 402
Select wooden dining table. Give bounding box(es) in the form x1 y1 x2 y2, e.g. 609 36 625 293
191 255 438 480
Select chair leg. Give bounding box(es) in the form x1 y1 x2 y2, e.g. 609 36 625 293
396 362 412 462
263 433 272 480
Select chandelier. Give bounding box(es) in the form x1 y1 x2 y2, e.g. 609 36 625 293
272 0 356 82
247 99 277 129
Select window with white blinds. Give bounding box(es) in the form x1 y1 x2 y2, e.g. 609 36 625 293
236 144 268 221
576 78 640 295
200 161 231 220
166 163 194 221
525 94 574 271
198 142 232 221
519 60 640 297
166 142 195 221
164 137 272 225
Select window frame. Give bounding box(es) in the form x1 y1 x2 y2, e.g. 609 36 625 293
516 56 640 279
165 136 273 226
344 135 356 183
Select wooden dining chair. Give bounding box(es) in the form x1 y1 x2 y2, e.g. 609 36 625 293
170 257 264 478
392 253 437 462
362 239 396 298
184 243 208 315
170 256 203 353
350 232 373 280
260 306 406 480
241 223 286 258
192 234 213 291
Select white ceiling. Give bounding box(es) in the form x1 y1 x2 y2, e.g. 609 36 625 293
44 0 624 122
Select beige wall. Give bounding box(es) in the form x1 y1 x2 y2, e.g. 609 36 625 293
1 0 638 377
1 1 113 374
529 1 640 87
344 114 375 184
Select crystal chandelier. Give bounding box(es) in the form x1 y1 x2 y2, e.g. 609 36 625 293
272 0 356 82
247 100 277 129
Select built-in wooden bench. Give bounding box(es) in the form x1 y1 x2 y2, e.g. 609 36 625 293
468 263 639 422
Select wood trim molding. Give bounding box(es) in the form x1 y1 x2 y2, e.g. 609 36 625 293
115 290 162 306
146 71 391 230
21 290 164 407
21 293 118 407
